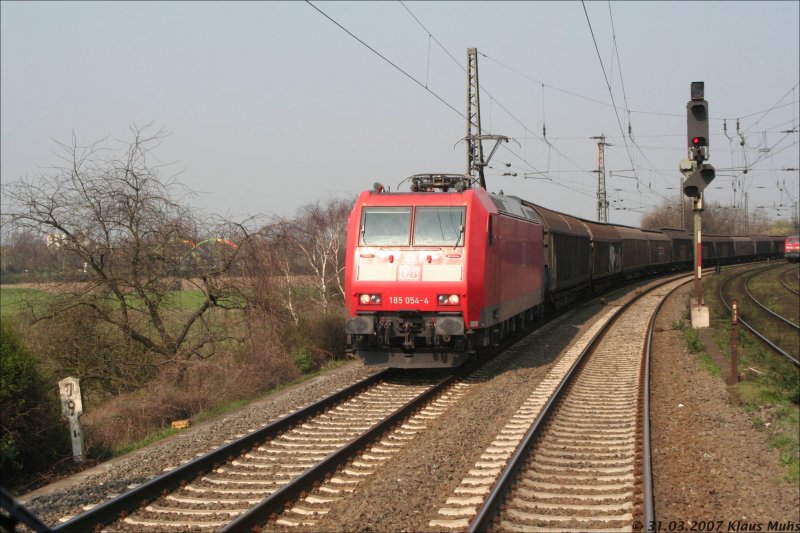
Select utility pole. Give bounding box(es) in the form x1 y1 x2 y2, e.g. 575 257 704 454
590 135 611 223
462 48 512 191
466 48 485 188
794 201 799 234
744 192 749 235
680 176 686 230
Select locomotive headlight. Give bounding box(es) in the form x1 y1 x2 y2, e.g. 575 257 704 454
438 294 460 305
359 294 370 305
359 293 381 305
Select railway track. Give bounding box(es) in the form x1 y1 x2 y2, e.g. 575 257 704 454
719 263 800 366
234 275 692 532
51 370 457 532
745 265 800 329
440 275 691 532
779 262 800 296
8 271 713 532
49 296 562 532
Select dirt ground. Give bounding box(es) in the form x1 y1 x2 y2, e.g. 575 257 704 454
650 283 799 529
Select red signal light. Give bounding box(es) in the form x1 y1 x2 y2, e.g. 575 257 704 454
692 137 701 145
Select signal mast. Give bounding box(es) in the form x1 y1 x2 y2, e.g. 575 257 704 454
681 81 715 329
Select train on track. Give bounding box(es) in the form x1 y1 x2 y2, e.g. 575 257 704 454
344 174 786 368
786 235 800 262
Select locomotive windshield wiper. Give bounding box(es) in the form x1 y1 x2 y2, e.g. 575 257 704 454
453 224 464 250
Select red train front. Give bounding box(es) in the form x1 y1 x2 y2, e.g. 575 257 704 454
345 174 545 368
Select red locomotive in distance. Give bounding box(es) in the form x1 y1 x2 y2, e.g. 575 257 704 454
344 174 545 368
786 236 800 262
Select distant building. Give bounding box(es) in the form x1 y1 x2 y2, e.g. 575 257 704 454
46 232 65 248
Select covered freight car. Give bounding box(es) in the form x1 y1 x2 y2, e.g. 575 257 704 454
751 235 774 258
644 229 673 271
581 219 622 290
714 235 735 260
732 236 755 261
524 202 591 307
615 225 650 278
661 228 693 270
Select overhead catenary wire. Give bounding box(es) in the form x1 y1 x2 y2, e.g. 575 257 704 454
608 0 633 137
741 82 800 134
581 1 640 186
398 1 590 177
399 1 793 208
480 52 800 122
305 1 465 119
308 1 794 219
308 1 599 202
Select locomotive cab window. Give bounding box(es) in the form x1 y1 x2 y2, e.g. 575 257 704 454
413 207 465 246
360 207 412 246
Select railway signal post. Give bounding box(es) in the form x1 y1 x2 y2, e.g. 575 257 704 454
682 81 715 329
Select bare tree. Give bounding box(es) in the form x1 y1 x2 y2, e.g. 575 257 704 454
283 198 353 312
641 197 772 235
235 198 352 328
2 126 253 365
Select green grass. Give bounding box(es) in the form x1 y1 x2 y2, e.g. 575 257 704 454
682 327 723 377
0 286 237 318
0 287 53 318
194 398 250 424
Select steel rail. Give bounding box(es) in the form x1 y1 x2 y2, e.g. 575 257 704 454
51 368 393 533
719 268 800 367
44 266 645 533
744 269 800 330
780 280 800 296
225 317 546 532
642 277 691 530
220 368 463 532
779 264 800 296
467 274 688 533
1 486 52 533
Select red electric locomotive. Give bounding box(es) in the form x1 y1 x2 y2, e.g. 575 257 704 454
344 174 545 368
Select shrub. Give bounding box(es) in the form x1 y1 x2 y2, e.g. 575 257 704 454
83 314 300 451
23 305 158 403
292 348 316 374
0 322 70 490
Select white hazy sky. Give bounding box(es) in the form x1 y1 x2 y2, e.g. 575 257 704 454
2 1 798 227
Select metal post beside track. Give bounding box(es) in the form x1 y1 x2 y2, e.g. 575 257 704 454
730 299 739 385
693 195 703 306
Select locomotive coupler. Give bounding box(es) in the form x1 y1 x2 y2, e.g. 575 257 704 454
379 319 394 346
425 320 435 345
402 321 415 353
